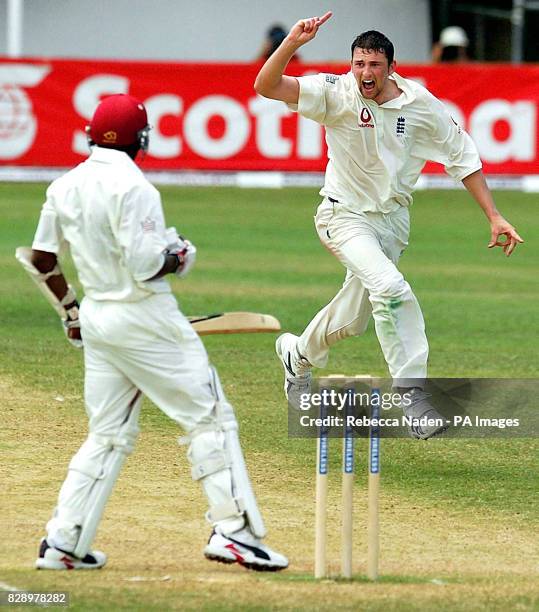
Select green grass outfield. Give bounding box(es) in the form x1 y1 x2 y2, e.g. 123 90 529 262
1 184 538 611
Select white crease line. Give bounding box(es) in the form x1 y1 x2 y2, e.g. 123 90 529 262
0 581 51 607
0 581 24 591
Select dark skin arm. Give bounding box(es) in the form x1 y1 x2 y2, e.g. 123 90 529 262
148 253 180 280
31 250 68 296
32 249 179 291
31 249 81 341
30 248 180 342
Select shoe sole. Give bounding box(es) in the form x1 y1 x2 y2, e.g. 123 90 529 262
205 552 286 572
411 424 450 440
204 550 287 572
36 559 104 570
204 552 235 565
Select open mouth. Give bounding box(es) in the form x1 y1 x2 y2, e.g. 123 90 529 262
362 80 375 92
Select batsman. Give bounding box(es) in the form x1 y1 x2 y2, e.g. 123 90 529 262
19 94 287 571
255 13 523 438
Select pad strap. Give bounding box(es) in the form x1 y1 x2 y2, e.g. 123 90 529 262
53 505 85 527
178 423 219 446
190 451 230 481
89 432 136 455
40 264 62 280
206 498 245 523
60 287 78 308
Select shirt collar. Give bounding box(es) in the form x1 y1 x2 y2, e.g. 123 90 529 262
88 146 143 173
379 73 416 108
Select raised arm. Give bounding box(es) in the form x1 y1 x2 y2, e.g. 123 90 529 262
462 170 523 256
254 11 332 103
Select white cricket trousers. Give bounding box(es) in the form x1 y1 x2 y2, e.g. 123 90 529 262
46 293 244 552
297 198 428 385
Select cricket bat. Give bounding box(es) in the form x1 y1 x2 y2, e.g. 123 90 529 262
16 246 280 337
188 312 281 335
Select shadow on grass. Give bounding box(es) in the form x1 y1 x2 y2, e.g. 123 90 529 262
262 572 457 585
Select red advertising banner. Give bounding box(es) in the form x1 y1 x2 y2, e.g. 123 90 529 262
1 58 538 174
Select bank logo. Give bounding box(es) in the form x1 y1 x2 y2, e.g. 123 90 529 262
0 64 50 160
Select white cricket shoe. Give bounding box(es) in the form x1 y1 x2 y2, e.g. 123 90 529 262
35 538 106 570
402 388 449 440
275 333 312 410
204 528 288 572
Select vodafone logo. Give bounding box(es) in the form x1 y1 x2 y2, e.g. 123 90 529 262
0 64 50 159
359 106 374 128
361 107 371 122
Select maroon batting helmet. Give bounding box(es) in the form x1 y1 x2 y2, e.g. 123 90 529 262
86 94 150 151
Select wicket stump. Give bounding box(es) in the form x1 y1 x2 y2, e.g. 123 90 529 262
367 387 381 580
314 376 380 579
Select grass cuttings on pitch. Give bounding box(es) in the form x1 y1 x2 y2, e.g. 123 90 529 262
1 184 538 611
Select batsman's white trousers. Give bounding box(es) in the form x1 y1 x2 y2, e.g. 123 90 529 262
47 293 243 552
297 198 428 385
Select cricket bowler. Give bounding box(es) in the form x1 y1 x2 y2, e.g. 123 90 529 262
254 13 523 438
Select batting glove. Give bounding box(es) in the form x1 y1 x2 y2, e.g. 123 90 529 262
62 298 83 348
169 239 197 279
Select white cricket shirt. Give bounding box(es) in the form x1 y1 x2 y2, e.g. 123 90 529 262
32 147 171 301
289 71 482 213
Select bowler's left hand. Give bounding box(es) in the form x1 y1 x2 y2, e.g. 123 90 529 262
488 217 523 257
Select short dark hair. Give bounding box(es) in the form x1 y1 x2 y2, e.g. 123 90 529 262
351 30 394 65
440 46 460 62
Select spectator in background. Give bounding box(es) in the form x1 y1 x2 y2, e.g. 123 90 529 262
432 26 470 63
257 24 301 62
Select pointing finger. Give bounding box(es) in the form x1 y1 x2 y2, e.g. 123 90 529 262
316 11 333 26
